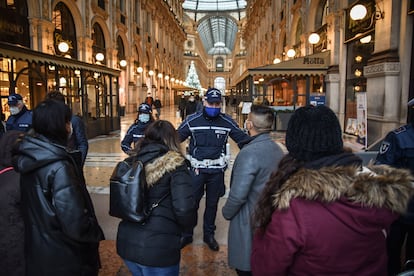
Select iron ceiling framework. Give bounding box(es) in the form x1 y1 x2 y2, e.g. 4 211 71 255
183 0 246 55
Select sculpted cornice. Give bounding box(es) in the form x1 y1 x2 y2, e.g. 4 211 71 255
364 62 400 77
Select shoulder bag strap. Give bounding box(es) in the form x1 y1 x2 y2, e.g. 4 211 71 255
0 167 14 174
147 191 171 212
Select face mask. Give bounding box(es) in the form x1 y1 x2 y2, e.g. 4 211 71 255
243 119 253 135
9 106 20 115
243 120 249 134
205 107 221 117
139 113 150 123
68 122 73 139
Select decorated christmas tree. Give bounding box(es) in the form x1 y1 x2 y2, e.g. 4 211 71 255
185 61 202 91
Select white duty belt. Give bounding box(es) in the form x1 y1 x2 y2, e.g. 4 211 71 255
187 153 230 169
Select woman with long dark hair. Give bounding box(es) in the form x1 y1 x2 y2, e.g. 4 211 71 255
251 105 413 275
116 120 196 276
13 99 104 275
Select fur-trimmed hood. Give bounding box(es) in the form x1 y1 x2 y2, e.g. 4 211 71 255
274 164 414 214
144 150 186 187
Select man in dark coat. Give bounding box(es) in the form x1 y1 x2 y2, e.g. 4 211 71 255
6 94 32 132
375 98 414 275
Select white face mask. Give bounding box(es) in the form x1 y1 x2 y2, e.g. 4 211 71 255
139 114 150 123
9 106 20 115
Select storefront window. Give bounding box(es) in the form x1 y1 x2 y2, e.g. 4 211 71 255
345 35 374 135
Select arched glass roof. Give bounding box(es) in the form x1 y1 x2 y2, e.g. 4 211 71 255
183 0 246 55
183 0 246 12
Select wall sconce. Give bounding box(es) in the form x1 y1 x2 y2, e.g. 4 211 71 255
175 79 179 84
308 33 320 44
253 80 259 84
157 72 163 78
354 69 362 77
74 69 81 76
273 58 281 64
137 66 143 73
165 75 169 80
148 70 154 76
170 77 175 82
286 49 296 58
120 59 127 67
58 41 69 53
355 55 363 62
95 53 105 62
259 77 264 82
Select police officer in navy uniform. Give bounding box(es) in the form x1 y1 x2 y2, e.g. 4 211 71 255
375 99 414 275
177 87 249 251
6 93 32 132
121 103 154 154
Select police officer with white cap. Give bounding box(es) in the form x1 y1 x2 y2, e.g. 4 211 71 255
177 87 249 251
121 103 154 154
375 98 414 275
6 93 32 132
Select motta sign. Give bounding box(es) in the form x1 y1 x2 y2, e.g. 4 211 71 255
303 57 325 65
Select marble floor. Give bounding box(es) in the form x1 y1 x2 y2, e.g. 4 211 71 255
85 104 274 276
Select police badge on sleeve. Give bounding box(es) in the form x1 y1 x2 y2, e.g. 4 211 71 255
379 141 391 154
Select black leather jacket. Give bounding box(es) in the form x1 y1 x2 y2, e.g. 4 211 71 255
13 134 104 276
116 143 197 267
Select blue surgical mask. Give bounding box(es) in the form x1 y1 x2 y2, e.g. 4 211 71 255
139 113 150 123
205 107 221 117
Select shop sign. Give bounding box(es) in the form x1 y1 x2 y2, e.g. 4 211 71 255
309 95 325 106
303 57 325 65
0 8 29 47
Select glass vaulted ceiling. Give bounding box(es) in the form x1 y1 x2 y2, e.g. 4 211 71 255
183 0 246 55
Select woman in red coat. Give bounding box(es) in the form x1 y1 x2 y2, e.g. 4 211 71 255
251 105 413 276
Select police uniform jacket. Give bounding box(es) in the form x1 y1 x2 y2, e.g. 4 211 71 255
376 123 414 223
116 143 197 267
177 109 249 173
121 120 151 154
13 134 104 276
6 105 32 132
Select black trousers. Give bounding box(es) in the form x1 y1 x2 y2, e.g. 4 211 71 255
387 217 414 275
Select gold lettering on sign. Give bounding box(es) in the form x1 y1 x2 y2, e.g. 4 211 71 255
0 20 24 35
303 58 325 65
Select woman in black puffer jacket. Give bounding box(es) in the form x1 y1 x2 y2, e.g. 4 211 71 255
13 100 104 276
116 120 197 276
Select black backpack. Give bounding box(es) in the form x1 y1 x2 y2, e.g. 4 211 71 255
109 156 148 223
109 156 170 223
